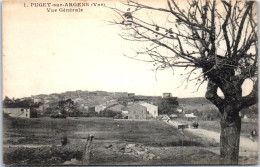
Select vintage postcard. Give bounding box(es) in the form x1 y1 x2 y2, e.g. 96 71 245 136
2 0 258 165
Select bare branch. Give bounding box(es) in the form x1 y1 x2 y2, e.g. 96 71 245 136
233 1 254 58
110 0 258 110
222 1 232 57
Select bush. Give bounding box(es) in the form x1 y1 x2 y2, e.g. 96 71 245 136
61 136 68 146
83 111 98 117
67 111 82 117
30 108 38 118
50 114 66 119
44 108 53 115
99 110 119 117
114 113 124 119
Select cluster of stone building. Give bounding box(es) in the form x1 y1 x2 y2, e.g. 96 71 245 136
97 102 159 119
3 91 186 120
3 107 31 118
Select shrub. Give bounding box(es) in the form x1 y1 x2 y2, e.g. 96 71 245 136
30 108 38 118
84 111 98 117
99 110 119 117
61 135 68 146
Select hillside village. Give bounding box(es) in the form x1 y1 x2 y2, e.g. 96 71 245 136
3 91 187 120
3 90 258 165
3 90 257 122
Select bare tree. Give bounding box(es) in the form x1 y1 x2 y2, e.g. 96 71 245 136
110 0 258 164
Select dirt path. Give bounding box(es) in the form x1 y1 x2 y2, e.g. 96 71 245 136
164 120 258 156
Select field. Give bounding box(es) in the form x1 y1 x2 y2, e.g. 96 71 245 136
176 118 258 137
3 116 257 165
179 97 258 117
198 120 258 137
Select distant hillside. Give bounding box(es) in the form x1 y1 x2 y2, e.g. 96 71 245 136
178 97 218 112
179 97 258 115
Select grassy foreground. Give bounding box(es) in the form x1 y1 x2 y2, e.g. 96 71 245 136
2 117 254 165
3 117 214 147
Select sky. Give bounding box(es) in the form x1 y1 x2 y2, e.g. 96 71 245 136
2 0 253 98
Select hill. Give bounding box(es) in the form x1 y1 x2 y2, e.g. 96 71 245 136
178 97 218 112
178 97 258 120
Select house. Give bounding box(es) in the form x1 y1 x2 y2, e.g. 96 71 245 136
126 104 155 120
139 102 158 118
105 99 118 106
185 113 197 121
127 102 134 106
113 92 128 98
121 106 129 117
38 103 50 112
185 113 197 117
157 114 170 120
88 106 95 112
89 92 97 96
3 108 30 118
94 91 108 96
122 110 128 115
169 113 178 118
95 105 106 113
105 104 124 112
118 97 134 105
81 104 89 111
43 99 51 103
134 96 148 102
81 101 100 113
176 106 183 113
163 93 172 98
33 98 42 103
127 104 148 120
128 93 135 98
36 105 45 115
73 97 84 103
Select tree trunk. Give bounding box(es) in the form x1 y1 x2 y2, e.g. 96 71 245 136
220 112 241 164
206 79 257 164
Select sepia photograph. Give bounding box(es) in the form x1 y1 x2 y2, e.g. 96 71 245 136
2 0 258 165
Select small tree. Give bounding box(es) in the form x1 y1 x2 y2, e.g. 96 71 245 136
111 0 258 164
